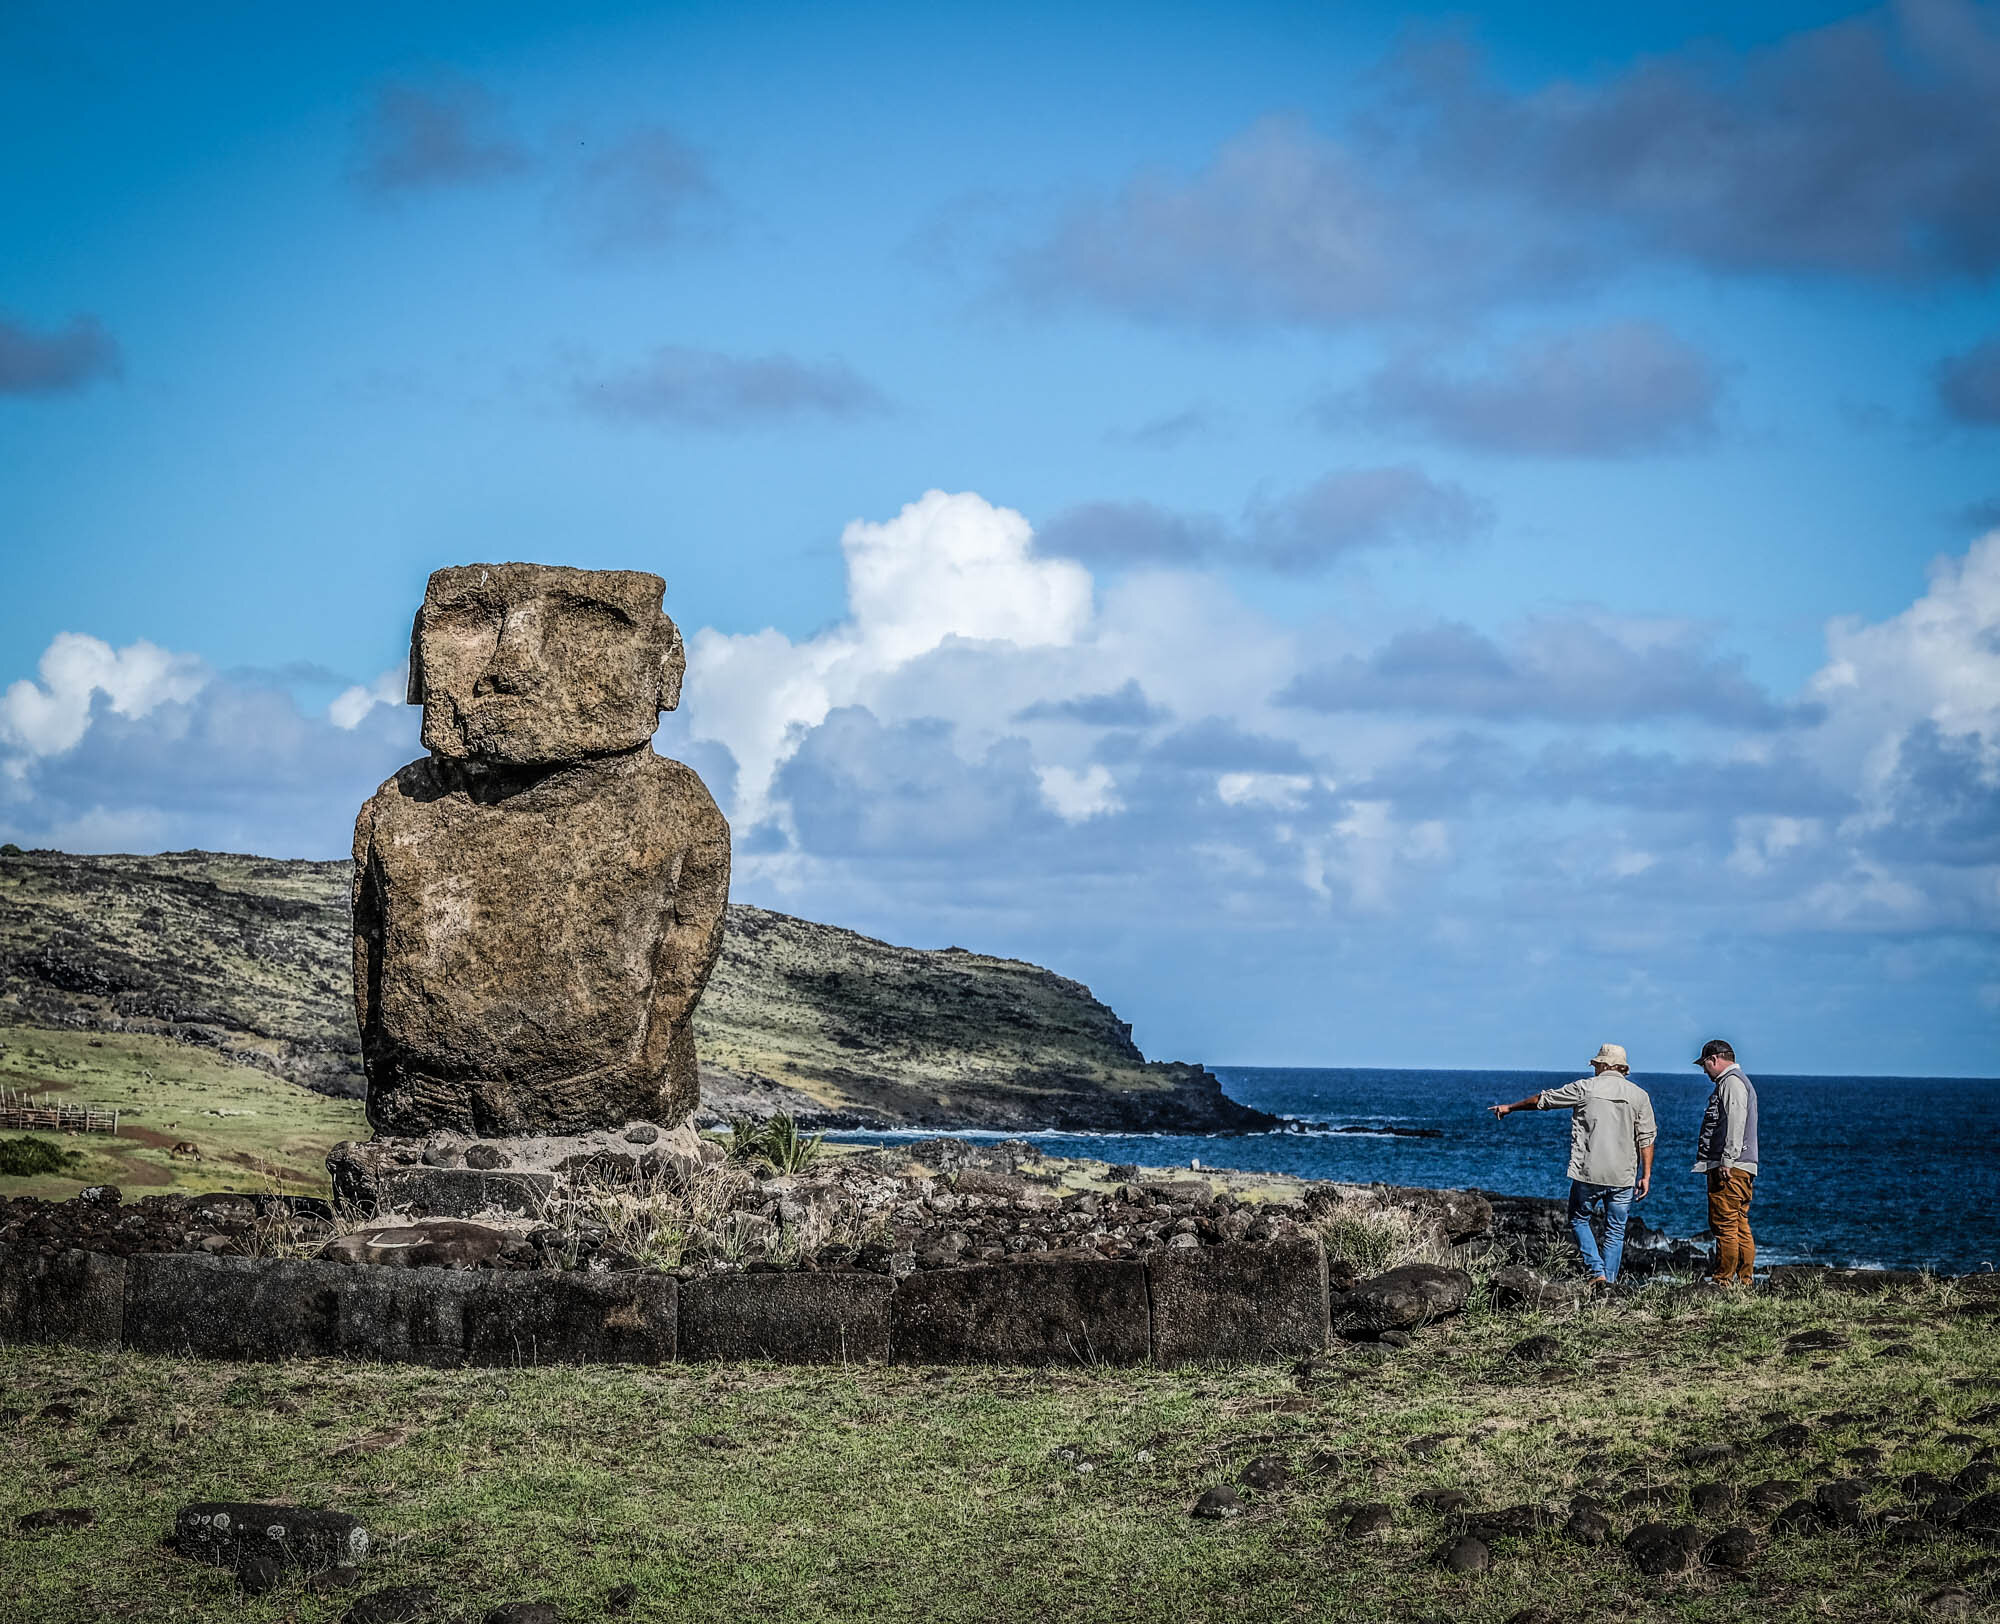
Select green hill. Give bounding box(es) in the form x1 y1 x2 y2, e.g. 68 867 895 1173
0 847 1269 1136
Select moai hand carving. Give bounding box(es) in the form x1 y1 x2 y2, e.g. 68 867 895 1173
352 564 730 1136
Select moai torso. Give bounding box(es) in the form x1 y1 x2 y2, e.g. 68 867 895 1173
352 564 730 1138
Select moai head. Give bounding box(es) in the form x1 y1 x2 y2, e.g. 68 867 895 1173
407 563 686 766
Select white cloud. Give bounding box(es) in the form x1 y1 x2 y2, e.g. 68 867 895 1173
1217 771 1313 810
330 668 407 730
1808 530 2000 758
1037 763 1122 821
687 489 1093 822
0 633 207 757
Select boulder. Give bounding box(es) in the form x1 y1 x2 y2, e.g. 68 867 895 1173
1489 1265 1577 1313
1147 1237 1329 1363
1437 1534 1491 1573
1702 1524 1758 1570
1335 1263 1473 1334
352 563 729 1137
342 1585 435 1624
1191 1485 1244 1519
174 1503 369 1573
1624 1521 1701 1575
1347 1503 1394 1539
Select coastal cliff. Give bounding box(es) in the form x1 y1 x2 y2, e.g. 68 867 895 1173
0 848 1271 1134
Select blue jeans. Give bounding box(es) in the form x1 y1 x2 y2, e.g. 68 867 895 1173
1568 1180 1636 1281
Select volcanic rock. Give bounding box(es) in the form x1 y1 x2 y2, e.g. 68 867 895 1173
175 1502 369 1573
1336 1263 1473 1334
352 563 729 1137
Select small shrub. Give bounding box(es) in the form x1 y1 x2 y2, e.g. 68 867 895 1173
0 1135 81 1177
1309 1201 1454 1274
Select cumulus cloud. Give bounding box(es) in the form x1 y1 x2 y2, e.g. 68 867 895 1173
1014 680 1168 727
1279 615 1812 729
1333 322 1722 456
686 490 1093 821
1038 468 1486 573
7 501 1997 1070
1937 337 2000 426
351 79 528 193
1 662 416 857
0 313 120 396
1 635 207 758
329 668 408 730
1009 3 2000 329
573 346 887 428
775 708 1050 857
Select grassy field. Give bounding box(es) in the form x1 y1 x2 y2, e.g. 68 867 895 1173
0 1026 364 1200
3 1281 1994 1623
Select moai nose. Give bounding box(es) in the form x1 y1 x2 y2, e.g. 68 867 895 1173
473 603 544 697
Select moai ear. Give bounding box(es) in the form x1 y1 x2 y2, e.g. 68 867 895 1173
658 617 686 714
405 607 426 705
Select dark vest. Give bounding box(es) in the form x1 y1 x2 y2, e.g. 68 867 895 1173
1696 1066 1760 1169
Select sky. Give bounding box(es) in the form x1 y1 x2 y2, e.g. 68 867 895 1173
2 0 1998 1076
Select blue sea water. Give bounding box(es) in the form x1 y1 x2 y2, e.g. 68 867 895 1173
830 1067 2000 1276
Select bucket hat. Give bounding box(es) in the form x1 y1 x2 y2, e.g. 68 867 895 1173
1589 1043 1629 1072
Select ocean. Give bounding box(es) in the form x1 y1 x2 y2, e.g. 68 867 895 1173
829 1066 2000 1277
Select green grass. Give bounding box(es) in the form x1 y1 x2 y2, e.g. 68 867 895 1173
3 1283 1994 1622
0 1026 365 1200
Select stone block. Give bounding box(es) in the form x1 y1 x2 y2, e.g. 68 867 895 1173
680 1271 891 1363
1148 1238 1328 1363
124 1255 346 1360
892 1257 1150 1365
331 1160 557 1220
0 1244 126 1350
460 1270 676 1365
336 1267 483 1366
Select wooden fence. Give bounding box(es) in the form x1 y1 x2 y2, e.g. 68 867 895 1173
0 1086 118 1136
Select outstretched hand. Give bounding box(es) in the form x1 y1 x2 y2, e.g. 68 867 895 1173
1487 1103 1509 1119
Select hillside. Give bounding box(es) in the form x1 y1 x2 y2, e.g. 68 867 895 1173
0 848 1269 1133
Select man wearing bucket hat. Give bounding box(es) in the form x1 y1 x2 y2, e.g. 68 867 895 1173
1489 1044 1658 1285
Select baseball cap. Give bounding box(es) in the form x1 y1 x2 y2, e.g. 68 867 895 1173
1693 1038 1734 1065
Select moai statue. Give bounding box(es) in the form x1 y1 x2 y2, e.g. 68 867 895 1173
350 563 730 1143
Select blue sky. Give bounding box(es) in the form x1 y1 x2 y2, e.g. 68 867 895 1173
3 0 1998 1075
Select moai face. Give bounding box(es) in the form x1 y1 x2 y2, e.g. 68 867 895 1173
408 563 687 766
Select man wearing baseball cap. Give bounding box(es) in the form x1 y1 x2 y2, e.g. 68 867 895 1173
1489 1044 1657 1285
1692 1039 1760 1286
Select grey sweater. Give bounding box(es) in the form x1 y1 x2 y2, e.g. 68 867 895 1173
1693 1065 1759 1175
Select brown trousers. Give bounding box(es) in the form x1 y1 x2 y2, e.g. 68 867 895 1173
1707 1168 1756 1283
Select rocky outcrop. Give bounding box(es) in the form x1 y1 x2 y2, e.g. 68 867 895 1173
0 848 1272 1134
